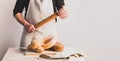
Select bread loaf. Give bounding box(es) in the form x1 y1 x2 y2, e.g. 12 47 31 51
52 42 64 52
42 36 54 49
27 36 64 53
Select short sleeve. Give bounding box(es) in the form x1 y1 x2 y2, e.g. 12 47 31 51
56 0 65 10
53 0 65 10
13 0 26 16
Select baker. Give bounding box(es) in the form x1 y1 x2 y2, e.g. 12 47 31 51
13 0 68 52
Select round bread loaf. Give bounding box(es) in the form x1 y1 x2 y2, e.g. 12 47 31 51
31 38 40 49
51 42 64 52
34 46 44 53
42 35 56 49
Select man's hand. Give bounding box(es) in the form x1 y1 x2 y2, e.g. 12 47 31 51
25 23 36 33
58 6 68 19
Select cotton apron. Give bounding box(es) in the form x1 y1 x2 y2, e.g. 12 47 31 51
20 0 58 48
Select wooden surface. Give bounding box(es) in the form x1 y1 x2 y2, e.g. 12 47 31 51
2 47 86 61
34 13 58 29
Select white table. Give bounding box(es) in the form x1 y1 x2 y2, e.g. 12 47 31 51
2 47 86 61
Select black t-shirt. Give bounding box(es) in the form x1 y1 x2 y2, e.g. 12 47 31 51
13 0 65 16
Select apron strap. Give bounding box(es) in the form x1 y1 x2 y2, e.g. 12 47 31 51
52 0 57 22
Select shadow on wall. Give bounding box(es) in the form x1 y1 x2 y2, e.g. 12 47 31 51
0 0 23 60
0 40 14 60
0 12 19 60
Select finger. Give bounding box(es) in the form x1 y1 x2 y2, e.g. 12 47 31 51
60 8 67 15
30 25 36 30
61 9 66 15
31 27 35 32
61 8 67 13
30 28 35 32
28 25 35 33
57 12 63 19
28 28 32 33
59 9 68 18
58 9 65 15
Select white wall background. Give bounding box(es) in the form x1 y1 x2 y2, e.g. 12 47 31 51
0 0 120 61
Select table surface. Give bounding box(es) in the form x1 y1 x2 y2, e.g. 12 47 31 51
2 47 86 61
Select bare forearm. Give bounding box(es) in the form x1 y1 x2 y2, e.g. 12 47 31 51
14 13 30 27
14 13 36 33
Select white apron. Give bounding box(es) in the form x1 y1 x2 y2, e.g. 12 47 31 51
20 0 58 48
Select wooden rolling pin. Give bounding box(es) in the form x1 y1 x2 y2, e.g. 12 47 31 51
34 13 58 29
